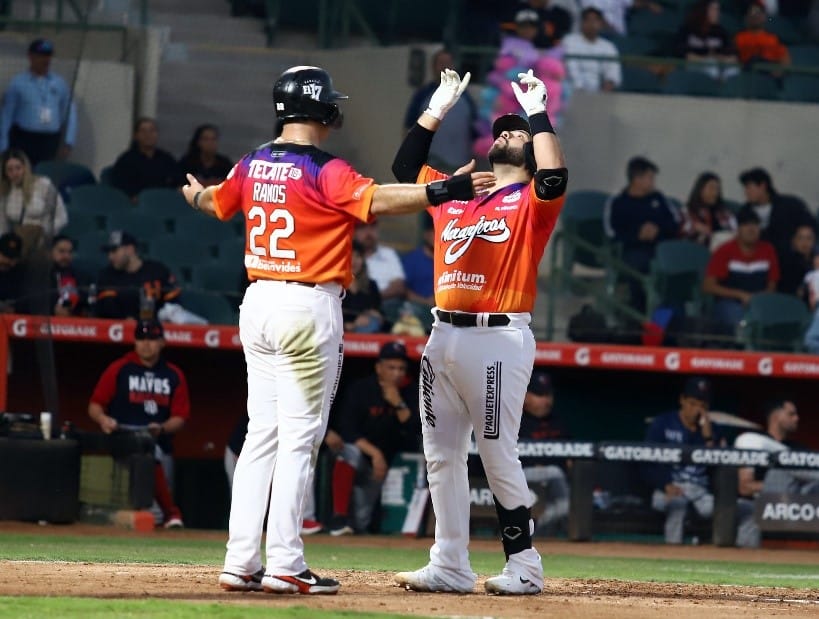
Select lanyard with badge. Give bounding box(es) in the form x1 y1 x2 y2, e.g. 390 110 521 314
34 75 53 126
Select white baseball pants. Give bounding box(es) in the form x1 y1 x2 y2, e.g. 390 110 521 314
420 314 542 587
224 280 343 576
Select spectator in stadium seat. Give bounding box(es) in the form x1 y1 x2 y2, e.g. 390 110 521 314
400 212 435 334
353 221 405 317
402 49 478 174
681 171 736 247
0 38 77 165
675 1 739 80
0 148 67 258
734 1 791 70
0 231 23 313
738 167 816 263
178 124 233 187
518 370 571 537
802 256 819 353
50 234 86 316
604 156 681 312
563 7 622 92
734 399 819 547
343 240 384 333
327 341 420 536
578 0 664 36
502 1 573 49
88 318 188 528
777 224 816 298
642 376 718 544
95 230 181 320
110 117 179 201
703 206 779 336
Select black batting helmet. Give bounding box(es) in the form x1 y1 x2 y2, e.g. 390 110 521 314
273 66 348 129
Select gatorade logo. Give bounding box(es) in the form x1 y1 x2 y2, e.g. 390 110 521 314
11 318 27 337
575 347 590 366
108 324 124 342
664 352 680 371
205 329 220 348
758 357 773 376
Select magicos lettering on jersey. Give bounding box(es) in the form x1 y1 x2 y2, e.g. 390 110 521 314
441 216 511 264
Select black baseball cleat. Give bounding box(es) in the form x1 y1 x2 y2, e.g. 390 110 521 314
262 569 340 595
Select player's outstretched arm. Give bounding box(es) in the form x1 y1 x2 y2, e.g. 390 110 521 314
393 69 471 183
511 70 567 200
370 171 495 216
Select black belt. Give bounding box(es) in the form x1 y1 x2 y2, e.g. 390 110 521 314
436 310 511 328
283 280 316 288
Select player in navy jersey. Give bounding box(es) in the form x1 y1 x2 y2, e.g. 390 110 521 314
88 319 190 528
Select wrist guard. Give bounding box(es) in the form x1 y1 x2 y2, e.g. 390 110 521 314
426 173 473 205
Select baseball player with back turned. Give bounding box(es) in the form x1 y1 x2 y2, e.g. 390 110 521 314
392 69 568 595
181 65 495 595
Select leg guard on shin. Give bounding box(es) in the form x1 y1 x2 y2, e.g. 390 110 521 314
494 496 533 559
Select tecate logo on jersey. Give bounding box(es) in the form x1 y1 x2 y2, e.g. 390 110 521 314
441 216 510 264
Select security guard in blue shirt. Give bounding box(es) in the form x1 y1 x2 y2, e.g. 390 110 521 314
0 38 77 165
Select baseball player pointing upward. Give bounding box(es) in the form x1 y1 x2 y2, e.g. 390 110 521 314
182 66 494 596
393 69 567 595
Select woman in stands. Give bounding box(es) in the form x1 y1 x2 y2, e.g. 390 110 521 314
0 148 67 258
676 0 738 79
681 171 736 248
178 124 233 187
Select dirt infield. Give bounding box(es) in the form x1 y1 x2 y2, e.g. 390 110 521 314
2 523 818 618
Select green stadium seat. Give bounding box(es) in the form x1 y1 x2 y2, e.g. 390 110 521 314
70 185 132 219
99 165 115 186
217 237 247 261
663 70 721 97
136 188 191 220
607 35 657 57
620 65 662 93
148 236 213 283
648 239 711 312
741 292 811 352
789 45 819 67
766 17 803 45
61 211 103 240
627 10 681 39
561 191 610 270
179 290 238 325
34 160 96 203
781 74 819 103
190 261 245 296
72 229 111 258
104 210 166 252
720 73 781 100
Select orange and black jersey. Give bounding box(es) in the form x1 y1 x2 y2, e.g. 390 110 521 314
96 260 180 319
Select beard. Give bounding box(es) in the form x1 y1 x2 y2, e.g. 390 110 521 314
487 140 526 168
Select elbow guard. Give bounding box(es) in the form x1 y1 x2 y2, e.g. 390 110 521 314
533 167 568 201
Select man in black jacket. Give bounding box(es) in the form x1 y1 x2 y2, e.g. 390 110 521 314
739 167 817 263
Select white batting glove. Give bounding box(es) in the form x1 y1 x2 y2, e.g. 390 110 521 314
425 69 471 120
510 69 548 117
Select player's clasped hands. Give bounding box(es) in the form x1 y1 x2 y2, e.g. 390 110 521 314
453 159 496 196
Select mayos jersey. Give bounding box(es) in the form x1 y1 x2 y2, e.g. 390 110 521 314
418 165 564 313
212 142 378 287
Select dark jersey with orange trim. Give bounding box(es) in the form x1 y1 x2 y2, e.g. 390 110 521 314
96 259 180 319
90 351 190 452
212 142 377 287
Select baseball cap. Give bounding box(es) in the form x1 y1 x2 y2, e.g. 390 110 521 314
28 38 54 55
527 370 553 396
134 318 164 340
492 113 531 139
736 206 761 226
379 341 408 361
101 230 137 252
681 376 711 404
515 9 541 25
0 232 22 260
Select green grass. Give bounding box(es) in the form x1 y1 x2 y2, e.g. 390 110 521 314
0 598 422 619
2 532 818 589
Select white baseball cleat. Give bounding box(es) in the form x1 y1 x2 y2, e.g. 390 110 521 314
484 567 543 595
218 568 265 592
394 566 474 593
262 569 340 595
